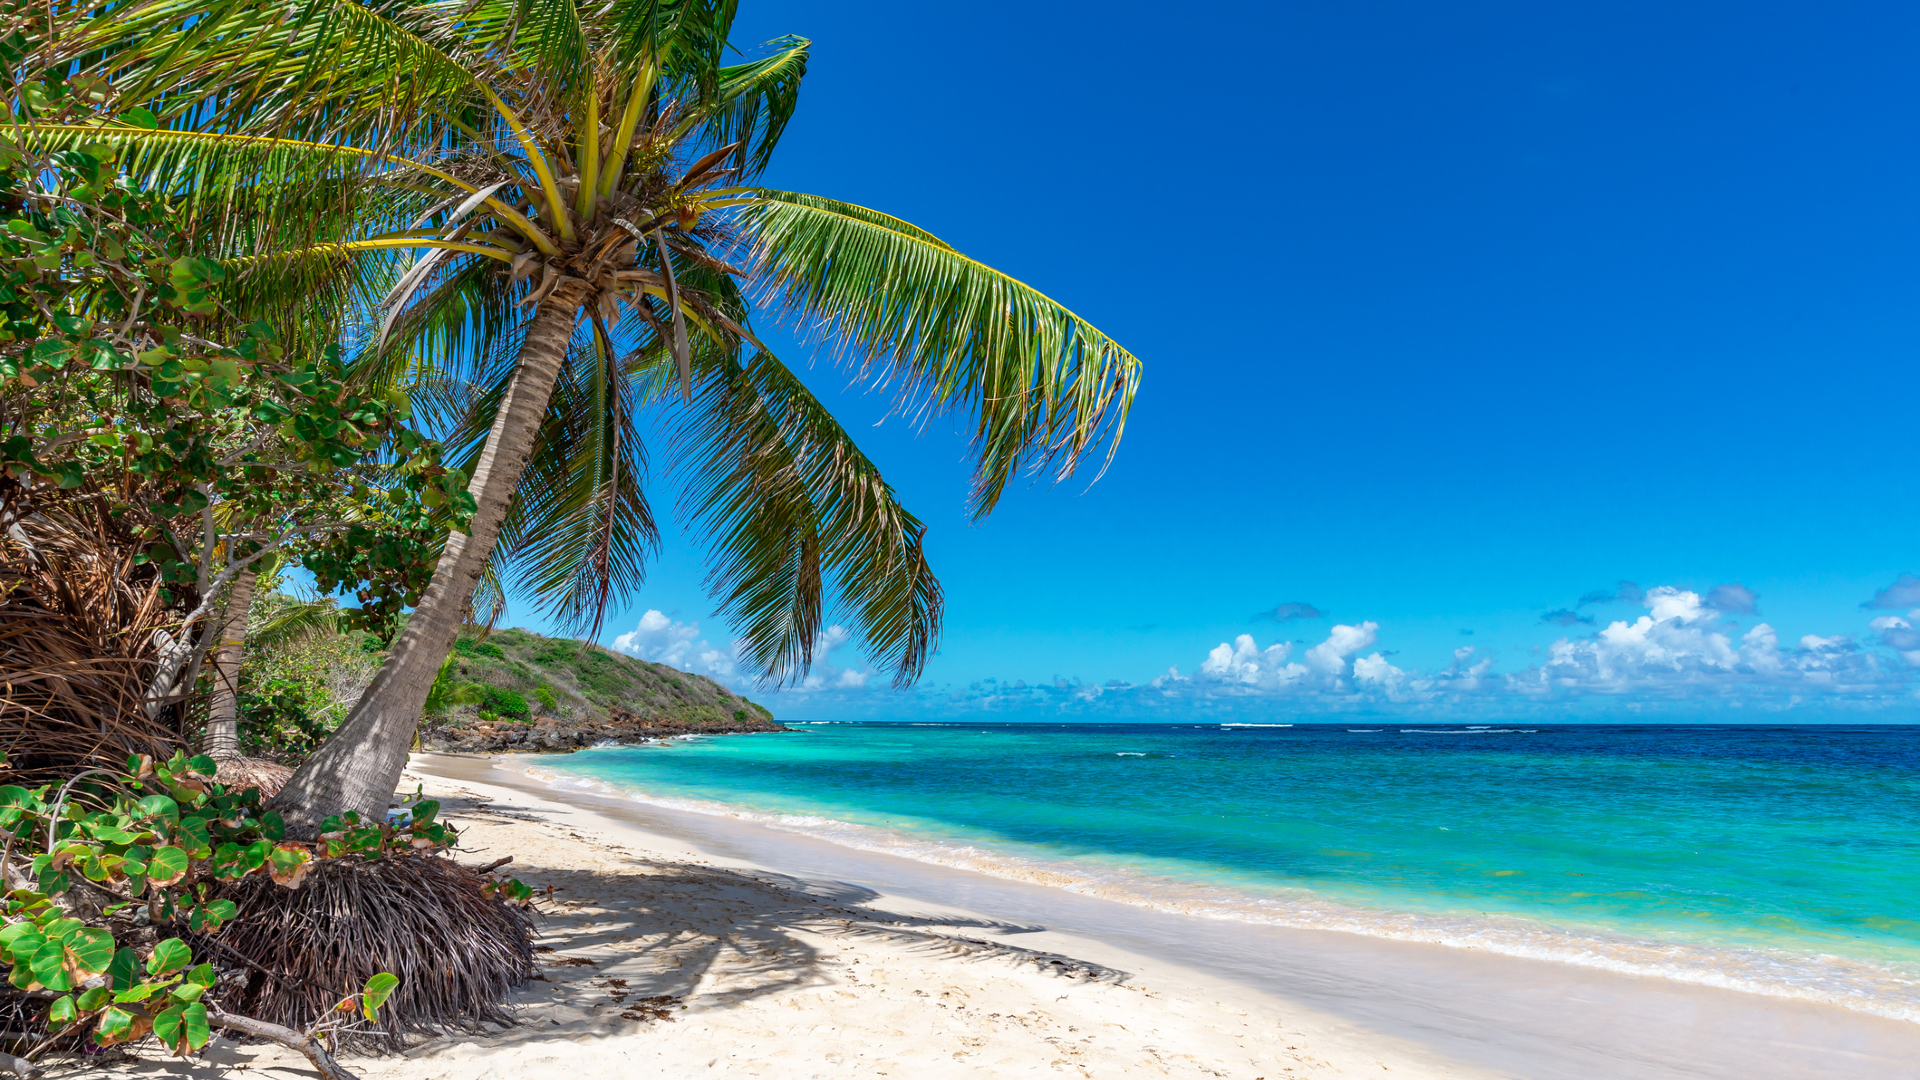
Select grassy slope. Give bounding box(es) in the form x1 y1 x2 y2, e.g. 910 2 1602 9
447 627 775 726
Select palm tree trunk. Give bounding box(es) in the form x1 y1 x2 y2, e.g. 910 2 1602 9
269 285 586 836
205 567 257 761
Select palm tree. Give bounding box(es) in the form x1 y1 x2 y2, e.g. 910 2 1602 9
62 0 1141 833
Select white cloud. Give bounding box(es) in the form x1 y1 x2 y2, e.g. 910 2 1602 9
1199 634 1304 687
1868 613 1920 665
1352 652 1405 686
609 584 1920 721
1304 621 1379 675
795 625 873 692
612 610 728 674
1130 585 1916 717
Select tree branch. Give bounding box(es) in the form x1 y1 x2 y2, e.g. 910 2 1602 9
208 1010 362 1080
0 1048 40 1079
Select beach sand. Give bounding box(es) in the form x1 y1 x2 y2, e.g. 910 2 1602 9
103 752 1920 1080
105 752 1492 1080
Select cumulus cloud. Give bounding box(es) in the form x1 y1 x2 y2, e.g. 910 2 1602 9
1508 586 1903 701
1705 582 1760 616
1119 584 1915 718
1253 601 1324 622
611 611 876 699
1200 634 1301 686
1305 622 1379 675
796 625 873 691
1869 613 1920 665
1578 581 1645 607
1863 574 1920 611
1541 609 1594 627
611 610 736 680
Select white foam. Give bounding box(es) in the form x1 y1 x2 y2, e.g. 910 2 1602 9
516 759 1920 1026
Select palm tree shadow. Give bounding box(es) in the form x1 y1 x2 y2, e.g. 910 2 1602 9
100 845 1132 1076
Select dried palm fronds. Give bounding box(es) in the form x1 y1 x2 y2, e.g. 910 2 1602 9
206 854 536 1051
0 481 194 784
214 756 296 797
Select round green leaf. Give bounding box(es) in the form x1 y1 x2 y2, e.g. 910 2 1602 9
145 845 189 886
65 926 115 977
147 937 190 976
30 940 71 991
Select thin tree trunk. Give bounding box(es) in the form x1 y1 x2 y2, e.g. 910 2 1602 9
205 567 257 761
269 285 586 836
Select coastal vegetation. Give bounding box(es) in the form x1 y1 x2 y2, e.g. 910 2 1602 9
0 0 1140 1072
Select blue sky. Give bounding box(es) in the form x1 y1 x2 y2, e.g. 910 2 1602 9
507 0 1920 720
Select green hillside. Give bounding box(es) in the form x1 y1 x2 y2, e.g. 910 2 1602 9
443 627 774 727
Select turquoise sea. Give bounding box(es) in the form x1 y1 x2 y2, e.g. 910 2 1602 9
529 722 1920 1022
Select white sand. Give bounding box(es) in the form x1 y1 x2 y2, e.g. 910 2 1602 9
108 753 1494 1080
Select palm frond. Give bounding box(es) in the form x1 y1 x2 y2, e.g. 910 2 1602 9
738 189 1141 517
696 35 808 177
250 595 342 650
443 324 659 638
674 348 941 687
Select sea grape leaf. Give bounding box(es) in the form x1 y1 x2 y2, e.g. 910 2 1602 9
45 993 74 1029
2 926 43 964
30 940 71 990
92 1005 137 1046
108 946 139 990
65 927 115 977
154 1000 209 1052
147 937 190 976
145 846 189 886
269 844 312 887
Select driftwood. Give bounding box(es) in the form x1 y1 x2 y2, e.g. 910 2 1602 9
210 1010 360 1080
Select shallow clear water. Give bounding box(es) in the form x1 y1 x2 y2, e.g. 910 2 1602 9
531 722 1920 1020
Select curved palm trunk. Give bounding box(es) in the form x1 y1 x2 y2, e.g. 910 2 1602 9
270 287 586 836
205 567 257 761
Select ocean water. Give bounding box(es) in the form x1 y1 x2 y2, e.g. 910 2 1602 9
528 722 1920 1022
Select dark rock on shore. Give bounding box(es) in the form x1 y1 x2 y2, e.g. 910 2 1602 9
422 707 788 754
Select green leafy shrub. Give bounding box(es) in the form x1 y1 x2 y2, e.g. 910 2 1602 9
236 677 333 756
531 641 577 665
569 649 634 695
453 638 506 661
476 686 529 720
0 750 500 1059
535 684 558 712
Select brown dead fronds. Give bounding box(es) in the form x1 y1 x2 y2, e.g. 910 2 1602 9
205 853 536 1052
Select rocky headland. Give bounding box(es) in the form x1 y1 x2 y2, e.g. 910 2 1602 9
417 627 786 753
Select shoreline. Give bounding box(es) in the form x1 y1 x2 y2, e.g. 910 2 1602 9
423 750 1920 1080
516 741 1920 1026
413 751 1492 1079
